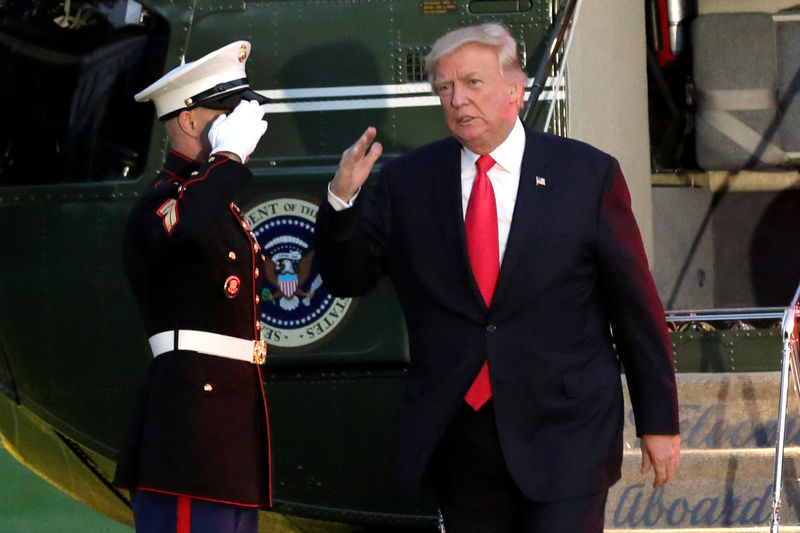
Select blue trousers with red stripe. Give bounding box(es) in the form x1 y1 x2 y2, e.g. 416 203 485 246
131 490 258 533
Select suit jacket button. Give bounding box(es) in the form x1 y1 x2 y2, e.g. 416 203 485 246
486 324 497 333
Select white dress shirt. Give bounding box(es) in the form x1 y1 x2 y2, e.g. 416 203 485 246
328 118 526 264
460 118 525 263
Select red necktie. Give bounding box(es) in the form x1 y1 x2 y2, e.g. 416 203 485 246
464 154 498 411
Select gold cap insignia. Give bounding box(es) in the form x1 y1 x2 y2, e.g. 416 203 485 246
238 45 247 63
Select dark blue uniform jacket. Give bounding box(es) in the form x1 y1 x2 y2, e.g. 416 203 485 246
114 150 271 507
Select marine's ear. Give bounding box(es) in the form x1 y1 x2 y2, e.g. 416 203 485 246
176 109 200 138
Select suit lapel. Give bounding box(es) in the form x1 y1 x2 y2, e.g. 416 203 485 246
431 131 556 311
493 129 554 306
431 139 489 309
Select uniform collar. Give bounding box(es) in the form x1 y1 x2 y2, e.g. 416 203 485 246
162 149 201 179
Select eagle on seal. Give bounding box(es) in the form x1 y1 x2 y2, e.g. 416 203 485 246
263 249 315 311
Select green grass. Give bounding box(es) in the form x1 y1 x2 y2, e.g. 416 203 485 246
0 446 132 532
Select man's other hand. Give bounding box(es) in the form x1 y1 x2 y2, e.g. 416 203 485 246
640 434 680 488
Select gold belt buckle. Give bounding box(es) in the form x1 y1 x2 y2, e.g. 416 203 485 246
252 340 267 365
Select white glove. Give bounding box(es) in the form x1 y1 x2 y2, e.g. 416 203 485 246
208 99 268 163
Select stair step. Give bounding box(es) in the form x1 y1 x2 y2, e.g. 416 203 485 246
608 371 800 530
603 525 800 533
608 448 800 529
623 372 799 451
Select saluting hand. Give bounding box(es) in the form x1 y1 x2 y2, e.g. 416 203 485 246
209 100 268 164
330 127 383 202
640 434 681 488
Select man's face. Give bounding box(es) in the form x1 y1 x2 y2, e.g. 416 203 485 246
432 42 524 154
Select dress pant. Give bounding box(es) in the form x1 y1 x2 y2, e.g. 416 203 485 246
429 401 608 533
131 490 258 533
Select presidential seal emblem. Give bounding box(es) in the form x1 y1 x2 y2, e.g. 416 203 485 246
246 197 352 348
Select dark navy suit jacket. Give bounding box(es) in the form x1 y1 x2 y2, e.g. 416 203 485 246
314 128 679 502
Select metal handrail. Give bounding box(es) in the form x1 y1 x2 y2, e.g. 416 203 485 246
520 0 579 127
665 307 784 323
769 282 800 532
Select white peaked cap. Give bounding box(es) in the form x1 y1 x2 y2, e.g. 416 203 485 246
135 41 268 118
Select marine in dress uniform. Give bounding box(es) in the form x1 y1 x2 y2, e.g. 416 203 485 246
113 41 272 533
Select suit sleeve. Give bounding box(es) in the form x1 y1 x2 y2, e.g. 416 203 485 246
596 158 680 437
314 174 391 297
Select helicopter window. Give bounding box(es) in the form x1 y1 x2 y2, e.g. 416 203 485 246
405 50 426 82
0 0 168 186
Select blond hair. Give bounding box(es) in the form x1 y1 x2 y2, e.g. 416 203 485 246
425 23 527 87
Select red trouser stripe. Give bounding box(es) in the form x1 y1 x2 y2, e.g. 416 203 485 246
176 495 191 533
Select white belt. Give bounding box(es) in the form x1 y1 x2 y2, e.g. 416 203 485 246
149 330 267 364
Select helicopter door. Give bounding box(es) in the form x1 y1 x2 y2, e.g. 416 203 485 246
0 0 168 186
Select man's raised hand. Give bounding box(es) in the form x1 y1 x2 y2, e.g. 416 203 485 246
330 127 383 202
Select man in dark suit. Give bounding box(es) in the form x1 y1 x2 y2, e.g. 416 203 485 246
114 41 271 533
314 23 680 533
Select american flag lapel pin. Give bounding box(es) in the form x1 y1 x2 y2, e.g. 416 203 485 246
536 176 547 186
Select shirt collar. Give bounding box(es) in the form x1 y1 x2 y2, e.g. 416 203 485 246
461 118 526 174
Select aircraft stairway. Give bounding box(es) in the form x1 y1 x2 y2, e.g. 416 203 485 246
607 372 800 532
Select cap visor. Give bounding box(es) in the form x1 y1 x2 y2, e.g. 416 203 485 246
201 89 270 110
